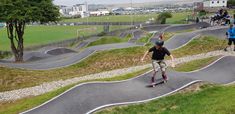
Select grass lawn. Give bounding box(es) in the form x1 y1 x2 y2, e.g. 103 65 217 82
137 33 153 44
0 25 129 51
87 34 132 47
0 56 223 114
62 12 191 24
0 35 226 92
97 84 235 114
163 32 175 41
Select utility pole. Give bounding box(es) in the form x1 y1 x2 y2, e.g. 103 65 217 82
131 0 133 26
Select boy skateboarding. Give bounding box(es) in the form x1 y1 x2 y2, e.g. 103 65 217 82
224 24 235 51
141 39 175 87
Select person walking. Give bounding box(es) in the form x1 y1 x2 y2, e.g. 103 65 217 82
141 39 175 87
224 24 235 51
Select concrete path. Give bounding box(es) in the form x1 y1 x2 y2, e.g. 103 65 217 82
21 56 235 114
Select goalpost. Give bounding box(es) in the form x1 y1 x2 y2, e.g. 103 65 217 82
76 27 97 39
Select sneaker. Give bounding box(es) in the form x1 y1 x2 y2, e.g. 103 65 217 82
151 83 156 87
162 74 168 80
163 80 167 83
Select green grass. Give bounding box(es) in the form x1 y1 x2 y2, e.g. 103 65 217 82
87 35 132 47
0 56 224 114
172 56 220 72
0 68 151 114
0 35 226 92
137 33 153 44
163 32 175 41
62 12 190 24
97 84 235 114
172 36 227 58
0 25 129 51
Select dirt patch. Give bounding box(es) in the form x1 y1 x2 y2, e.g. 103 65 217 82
178 82 212 94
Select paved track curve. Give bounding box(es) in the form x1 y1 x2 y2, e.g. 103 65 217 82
0 43 140 70
0 25 228 70
21 56 235 114
13 24 233 114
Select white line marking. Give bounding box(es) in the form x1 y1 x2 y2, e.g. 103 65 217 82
20 70 153 114
170 34 201 51
86 80 203 114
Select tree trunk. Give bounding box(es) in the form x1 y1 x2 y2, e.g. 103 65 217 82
6 21 25 62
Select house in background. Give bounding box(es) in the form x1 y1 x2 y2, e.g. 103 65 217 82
59 3 89 18
203 0 228 12
68 3 89 18
90 9 110 16
193 2 204 11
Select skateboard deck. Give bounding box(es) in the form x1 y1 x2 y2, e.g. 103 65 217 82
147 79 166 88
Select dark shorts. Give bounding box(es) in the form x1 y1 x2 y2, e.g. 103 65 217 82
228 38 235 45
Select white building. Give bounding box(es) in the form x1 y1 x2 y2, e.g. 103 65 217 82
59 3 89 18
69 4 89 18
90 10 110 16
203 0 227 8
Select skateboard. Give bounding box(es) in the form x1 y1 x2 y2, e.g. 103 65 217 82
147 79 167 88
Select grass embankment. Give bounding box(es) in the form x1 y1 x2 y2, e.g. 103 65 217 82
97 84 235 114
0 36 226 92
137 32 174 44
87 34 132 47
0 68 151 114
137 33 153 44
0 56 222 114
172 36 227 58
173 56 220 72
62 12 190 24
163 32 175 41
0 25 129 51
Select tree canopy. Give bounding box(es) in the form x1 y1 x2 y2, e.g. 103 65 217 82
156 12 172 24
227 0 235 7
0 0 60 62
0 0 60 23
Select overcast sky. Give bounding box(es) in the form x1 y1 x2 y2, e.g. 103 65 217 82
53 0 200 6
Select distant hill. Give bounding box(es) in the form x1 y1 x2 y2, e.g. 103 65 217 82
104 0 202 10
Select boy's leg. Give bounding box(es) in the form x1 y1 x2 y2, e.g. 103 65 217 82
151 61 160 84
160 61 168 81
232 39 235 51
225 38 232 51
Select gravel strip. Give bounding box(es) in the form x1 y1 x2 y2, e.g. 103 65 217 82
0 50 234 102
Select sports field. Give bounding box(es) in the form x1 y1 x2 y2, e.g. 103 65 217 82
62 12 191 24
0 25 129 51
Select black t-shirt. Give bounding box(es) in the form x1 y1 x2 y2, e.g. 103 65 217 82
148 47 171 60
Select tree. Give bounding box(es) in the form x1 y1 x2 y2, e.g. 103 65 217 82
156 12 172 24
0 0 60 62
228 0 235 8
198 10 207 17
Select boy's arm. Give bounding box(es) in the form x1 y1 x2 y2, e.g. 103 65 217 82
141 51 149 62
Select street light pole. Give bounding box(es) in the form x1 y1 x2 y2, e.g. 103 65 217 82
131 0 133 26
86 1 89 26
